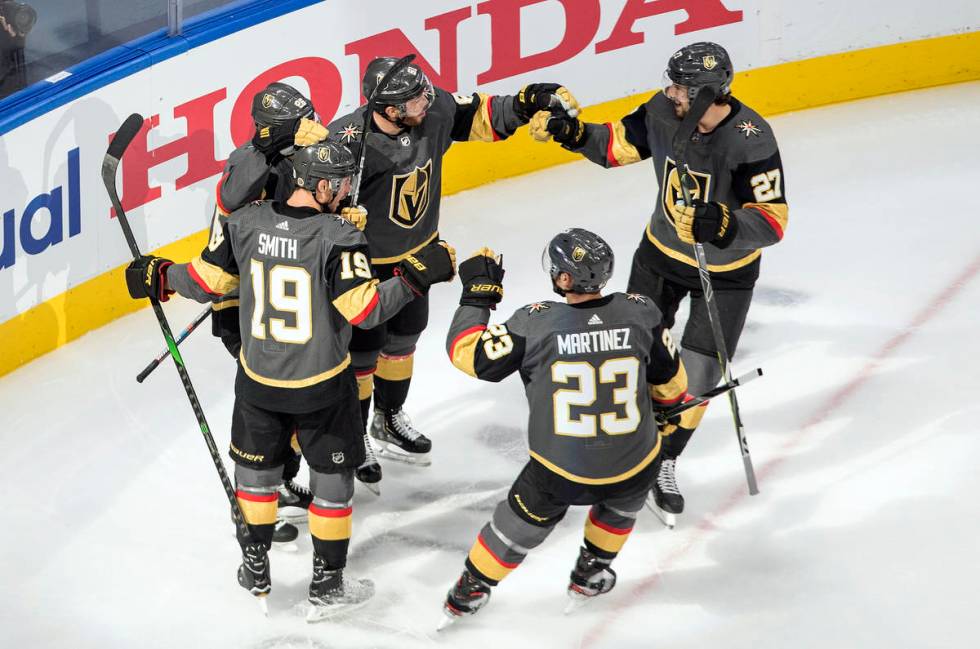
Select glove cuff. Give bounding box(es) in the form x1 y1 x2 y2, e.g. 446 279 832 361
713 209 738 249
393 266 425 297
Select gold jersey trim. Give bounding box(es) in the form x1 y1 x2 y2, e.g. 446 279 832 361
370 230 439 264
239 352 351 388
650 363 688 404
645 223 761 272
529 436 661 485
468 93 498 143
211 298 240 311
608 120 643 166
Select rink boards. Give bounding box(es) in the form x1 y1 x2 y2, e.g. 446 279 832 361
1 0 978 376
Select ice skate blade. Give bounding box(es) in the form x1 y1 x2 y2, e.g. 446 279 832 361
276 506 310 524
257 594 269 617
374 442 431 467
644 495 676 529
358 481 381 496
306 579 375 623
305 597 372 623
436 609 459 631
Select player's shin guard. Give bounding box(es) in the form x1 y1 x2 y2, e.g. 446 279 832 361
373 352 413 411
234 466 282 550
465 499 556 586
308 469 355 569
582 504 636 561
355 369 375 428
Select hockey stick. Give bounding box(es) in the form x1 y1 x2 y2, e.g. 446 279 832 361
350 53 417 206
672 87 760 495
136 304 211 383
103 113 256 545
658 367 762 422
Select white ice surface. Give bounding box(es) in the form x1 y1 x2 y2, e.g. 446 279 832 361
2 82 979 649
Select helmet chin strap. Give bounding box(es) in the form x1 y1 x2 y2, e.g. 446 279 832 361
550 276 567 297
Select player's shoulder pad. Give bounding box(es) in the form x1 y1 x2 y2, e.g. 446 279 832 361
326 106 367 145
617 291 663 316
726 102 778 157
519 300 560 317
322 214 367 247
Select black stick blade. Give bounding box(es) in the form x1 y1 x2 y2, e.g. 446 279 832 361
107 113 145 161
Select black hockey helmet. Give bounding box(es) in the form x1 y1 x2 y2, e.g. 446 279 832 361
542 228 614 296
665 42 734 99
291 141 356 195
251 82 315 128
362 57 433 110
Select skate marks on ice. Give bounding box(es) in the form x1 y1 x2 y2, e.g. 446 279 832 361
475 424 530 464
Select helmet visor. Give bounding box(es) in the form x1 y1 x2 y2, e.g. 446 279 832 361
402 78 434 117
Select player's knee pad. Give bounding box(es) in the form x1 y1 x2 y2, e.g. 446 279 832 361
309 468 355 505
234 464 282 491
682 348 722 396
492 499 555 550
234 465 281 528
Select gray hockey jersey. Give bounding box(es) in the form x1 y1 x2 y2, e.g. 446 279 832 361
572 93 788 288
446 293 688 484
327 88 527 265
167 201 415 412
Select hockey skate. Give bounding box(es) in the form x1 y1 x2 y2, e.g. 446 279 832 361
355 431 383 495
565 547 617 614
237 543 271 615
272 520 298 544
306 555 375 622
437 569 492 631
369 408 432 466
645 456 684 529
277 480 313 524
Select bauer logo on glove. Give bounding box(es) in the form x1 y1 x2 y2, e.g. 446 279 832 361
459 247 505 309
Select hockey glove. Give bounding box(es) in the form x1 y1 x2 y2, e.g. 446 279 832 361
252 118 299 160
514 83 580 121
674 200 737 248
126 255 174 302
340 205 368 231
293 117 328 147
459 248 505 309
395 240 457 296
529 111 587 149
654 395 707 438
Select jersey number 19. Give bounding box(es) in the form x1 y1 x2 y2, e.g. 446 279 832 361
249 260 312 344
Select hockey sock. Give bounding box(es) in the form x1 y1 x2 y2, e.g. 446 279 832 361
355 369 374 427
374 352 413 411
465 528 523 586
583 504 636 561
308 500 352 569
235 486 278 549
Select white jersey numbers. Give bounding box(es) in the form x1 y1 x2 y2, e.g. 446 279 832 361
551 357 641 437
750 169 782 202
249 260 313 344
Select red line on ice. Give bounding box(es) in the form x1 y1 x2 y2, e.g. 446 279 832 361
581 251 980 647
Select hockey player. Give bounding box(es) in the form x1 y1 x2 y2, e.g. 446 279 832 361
530 42 788 523
210 82 372 533
327 56 578 471
124 141 456 617
439 229 688 625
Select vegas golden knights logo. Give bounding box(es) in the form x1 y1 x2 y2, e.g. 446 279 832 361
661 157 712 226
702 55 718 70
389 159 432 229
572 246 586 262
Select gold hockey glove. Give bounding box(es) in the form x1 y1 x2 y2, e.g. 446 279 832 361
515 83 580 121
294 117 328 147
674 200 737 248
340 205 367 231
459 247 505 309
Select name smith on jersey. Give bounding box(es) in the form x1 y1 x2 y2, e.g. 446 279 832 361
257 232 298 259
